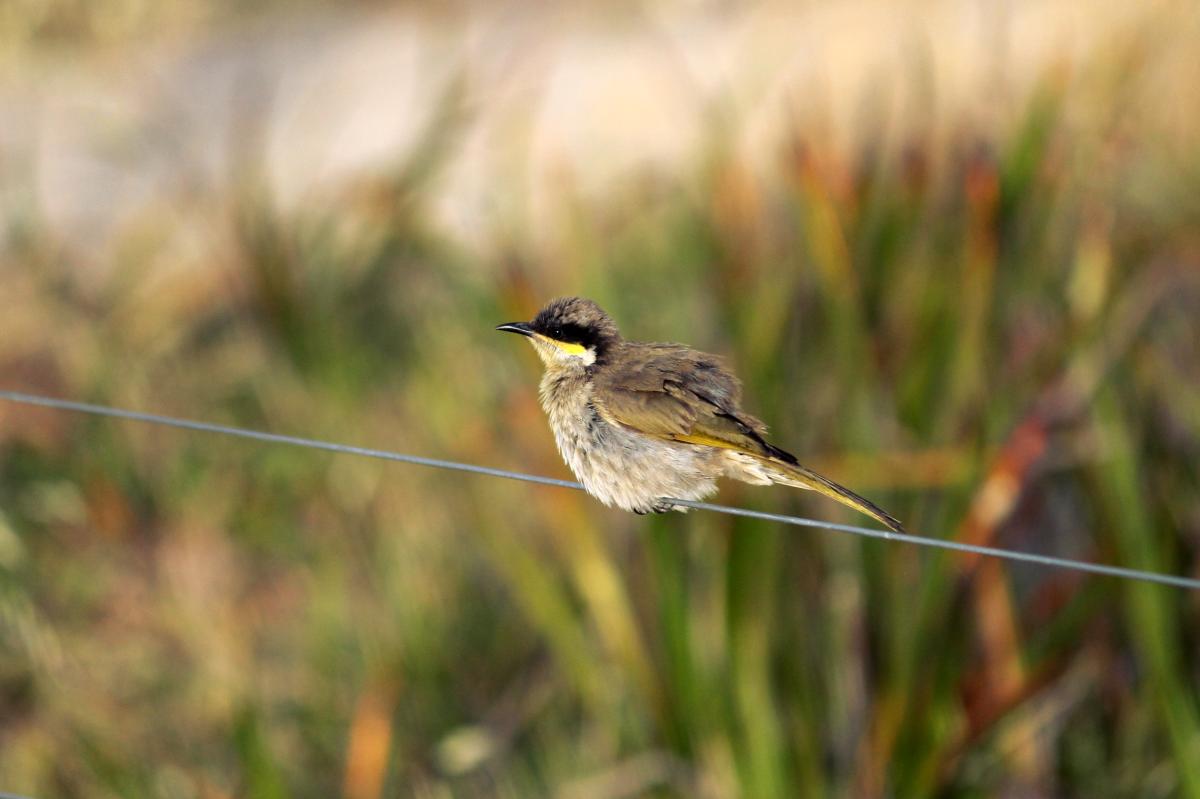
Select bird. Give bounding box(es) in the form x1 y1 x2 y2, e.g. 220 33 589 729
497 297 905 533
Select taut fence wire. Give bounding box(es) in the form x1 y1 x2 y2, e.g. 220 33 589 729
2 389 1198 590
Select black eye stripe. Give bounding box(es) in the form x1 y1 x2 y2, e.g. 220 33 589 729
534 319 587 345
557 323 588 344
531 310 613 355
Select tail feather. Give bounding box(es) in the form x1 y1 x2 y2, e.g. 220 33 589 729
758 452 906 534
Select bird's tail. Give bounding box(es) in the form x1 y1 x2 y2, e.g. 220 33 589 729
755 449 906 534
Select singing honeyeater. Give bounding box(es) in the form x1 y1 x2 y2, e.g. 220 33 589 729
497 297 905 532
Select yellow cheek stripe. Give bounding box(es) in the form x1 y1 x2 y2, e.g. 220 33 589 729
554 341 588 356
534 334 588 356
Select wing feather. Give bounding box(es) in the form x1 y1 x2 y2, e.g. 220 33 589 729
592 344 770 454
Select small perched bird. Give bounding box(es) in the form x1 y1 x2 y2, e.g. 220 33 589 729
497 297 905 532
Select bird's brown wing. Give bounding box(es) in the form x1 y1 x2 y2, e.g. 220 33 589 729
591 343 773 455
592 342 908 533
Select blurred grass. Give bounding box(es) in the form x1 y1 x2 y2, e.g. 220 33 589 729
3 4 1200 798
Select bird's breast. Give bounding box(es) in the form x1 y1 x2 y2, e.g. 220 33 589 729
538 371 597 473
536 369 722 512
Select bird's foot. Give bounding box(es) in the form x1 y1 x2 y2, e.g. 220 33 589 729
634 500 680 515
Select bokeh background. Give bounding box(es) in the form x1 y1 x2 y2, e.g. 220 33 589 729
2 1 1200 796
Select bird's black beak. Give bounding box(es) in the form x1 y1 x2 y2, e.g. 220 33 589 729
496 321 534 337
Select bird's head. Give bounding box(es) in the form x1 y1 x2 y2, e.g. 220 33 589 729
497 297 621 371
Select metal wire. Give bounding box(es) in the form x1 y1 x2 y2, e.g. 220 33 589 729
3 389 1198 590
